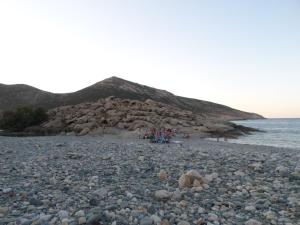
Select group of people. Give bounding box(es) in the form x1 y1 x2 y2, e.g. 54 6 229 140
142 128 175 143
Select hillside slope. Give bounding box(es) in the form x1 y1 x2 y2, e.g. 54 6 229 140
0 84 62 110
0 77 263 120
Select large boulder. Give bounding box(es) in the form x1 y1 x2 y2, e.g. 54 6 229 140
178 170 204 188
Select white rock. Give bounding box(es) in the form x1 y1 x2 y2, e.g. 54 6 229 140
245 205 255 211
202 184 210 189
75 210 85 217
61 218 69 225
2 188 12 194
264 210 276 220
234 171 245 176
275 166 288 175
208 213 218 222
104 210 116 219
138 156 145 161
154 190 172 200
205 172 218 183
126 191 133 199
78 217 86 224
287 196 299 206
249 162 263 171
58 210 69 220
39 213 52 221
150 214 161 224
198 207 205 214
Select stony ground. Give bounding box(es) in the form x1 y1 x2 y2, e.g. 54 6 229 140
0 136 299 225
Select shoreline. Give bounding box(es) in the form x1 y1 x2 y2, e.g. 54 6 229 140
1 130 299 151
230 118 300 150
0 136 299 225
206 136 300 151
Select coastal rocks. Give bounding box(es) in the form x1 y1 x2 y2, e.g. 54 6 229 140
58 210 69 220
290 165 300 179
204 172 218 183
249 162 263 171
140 216 152 225
0 136 299 225
154 190 173 201
158 170 168 181
0 207 9 214
78 217 87 224
263 210 276 220
140 215 161 225
178 170 204 188
86 214 102 225
0 207 8 218
2 188 13 194
75 210 85 217
62 218 69 225
245 205 256 212
29 198 43 206
89 198 99 206
43 96 225 136
275 165 289 176
79 127 91 136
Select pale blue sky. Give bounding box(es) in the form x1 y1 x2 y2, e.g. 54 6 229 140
0 0 299 117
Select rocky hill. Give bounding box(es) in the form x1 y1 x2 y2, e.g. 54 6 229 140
42 96 257 137
0 77 263 121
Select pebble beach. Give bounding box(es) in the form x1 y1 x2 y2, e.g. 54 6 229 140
0 135 299 225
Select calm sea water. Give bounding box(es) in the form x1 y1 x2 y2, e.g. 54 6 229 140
230 118 300 149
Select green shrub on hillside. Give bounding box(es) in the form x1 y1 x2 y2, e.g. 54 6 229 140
0 106 48 131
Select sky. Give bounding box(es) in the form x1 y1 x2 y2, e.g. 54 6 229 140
0 0 299 118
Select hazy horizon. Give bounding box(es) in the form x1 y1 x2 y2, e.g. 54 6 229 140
0 0 299 118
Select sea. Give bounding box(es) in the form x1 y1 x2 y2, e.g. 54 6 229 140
230 118 300 150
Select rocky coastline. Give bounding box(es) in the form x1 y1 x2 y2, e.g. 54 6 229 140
0 135 299 225
4 96 258 139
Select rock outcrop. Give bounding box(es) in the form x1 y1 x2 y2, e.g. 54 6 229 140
178 170 205 188
42 96 238 136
